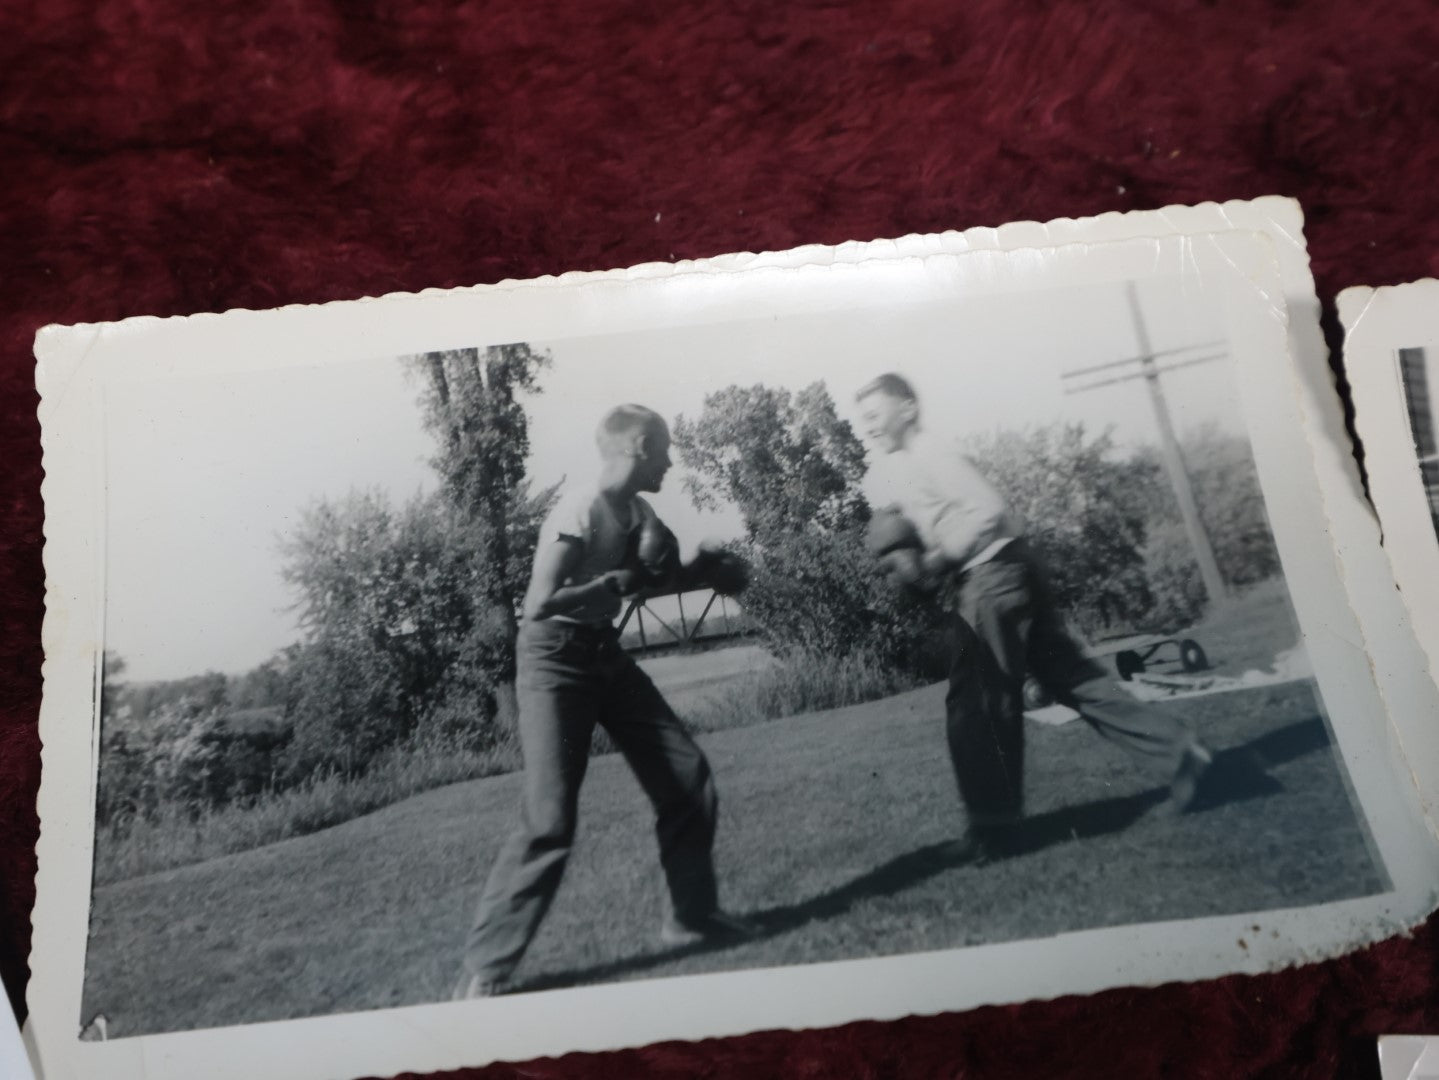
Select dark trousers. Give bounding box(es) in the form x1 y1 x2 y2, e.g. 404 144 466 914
946 541 1192 826
463 619 718 982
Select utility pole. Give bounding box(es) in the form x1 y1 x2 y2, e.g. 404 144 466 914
1061 282 1231 606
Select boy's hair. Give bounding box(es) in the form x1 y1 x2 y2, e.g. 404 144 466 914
855 373 918 404
597 404 666 452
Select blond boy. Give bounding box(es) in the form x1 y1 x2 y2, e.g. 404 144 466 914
857 373 1211 859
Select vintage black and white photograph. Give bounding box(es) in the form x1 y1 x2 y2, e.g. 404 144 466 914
76 275 1390 1037
31 228 1439 1080
1340 279 1439 703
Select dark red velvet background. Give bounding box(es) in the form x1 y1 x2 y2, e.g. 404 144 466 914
3 1 1438 1076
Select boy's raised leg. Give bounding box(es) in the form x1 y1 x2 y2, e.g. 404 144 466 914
1021 551 1212 809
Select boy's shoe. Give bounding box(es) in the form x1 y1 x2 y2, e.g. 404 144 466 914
933 830 997 866
1165 743 1214 815
660 910 760 947
932 820 1017 866
452 972 511 1000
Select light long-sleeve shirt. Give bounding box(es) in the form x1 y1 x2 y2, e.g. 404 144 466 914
870 428 1021 572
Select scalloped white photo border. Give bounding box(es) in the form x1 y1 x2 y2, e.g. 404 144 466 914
28 206 1439 1080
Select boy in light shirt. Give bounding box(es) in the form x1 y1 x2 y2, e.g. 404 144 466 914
856 373 1212 859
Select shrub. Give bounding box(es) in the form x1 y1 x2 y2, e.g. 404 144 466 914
740 526 949 678
93 727 521 884
96 698 296 825
965 424 1155 635
669 380 947 670
1140 518 1211 631
1132 423 1282 596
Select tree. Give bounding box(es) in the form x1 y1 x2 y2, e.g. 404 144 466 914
674 383 869 542
416 477 561 745
964 423 1157 634
1135 424 1281 588
228 651 296 711
94 657 243 822
101 651 127 719
411 344 552 661
279 490 479 773
96 651 142 824
1130 423 1282 628
673 382 943 670
410 343 556 743
274 342 560 776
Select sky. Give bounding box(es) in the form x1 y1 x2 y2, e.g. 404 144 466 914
105 274 1241 682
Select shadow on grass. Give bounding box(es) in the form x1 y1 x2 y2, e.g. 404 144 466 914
519 716 1327 995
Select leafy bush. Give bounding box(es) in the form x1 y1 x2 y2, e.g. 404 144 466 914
739 525 948 676
96 691 293 826
674 380 947 674
274 345 557 784
674 382 869 540
1140 518 1211 631
967 421 1283 634
93 727 521 884
1125 423 1283 630
277 482 554 782
1158 423 1281 589
160 709 290 808
965 424 1156 635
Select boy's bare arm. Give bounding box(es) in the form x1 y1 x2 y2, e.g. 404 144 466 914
522 539 640 622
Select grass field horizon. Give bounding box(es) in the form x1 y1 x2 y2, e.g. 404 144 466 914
81 659 1386 1037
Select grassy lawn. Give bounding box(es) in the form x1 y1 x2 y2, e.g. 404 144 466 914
81 674 1385 1037
90 640 891 884
637 643 775 716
